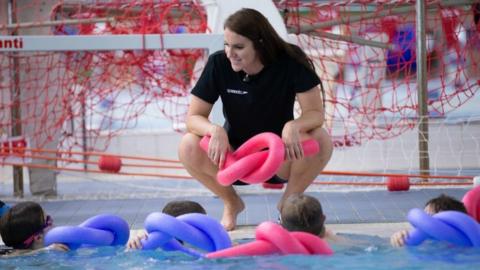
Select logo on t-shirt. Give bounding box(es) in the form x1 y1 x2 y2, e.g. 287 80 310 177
226 89 248 95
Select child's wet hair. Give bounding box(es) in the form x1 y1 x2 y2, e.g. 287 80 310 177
425 194 467 214
280 194 325 236
0 201 45 248
162 200 206 217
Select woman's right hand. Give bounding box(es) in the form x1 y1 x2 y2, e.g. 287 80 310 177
207 125 229 169
390 229 409 247
281 121 304 160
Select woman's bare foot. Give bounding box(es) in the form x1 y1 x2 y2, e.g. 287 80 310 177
221 197 245 231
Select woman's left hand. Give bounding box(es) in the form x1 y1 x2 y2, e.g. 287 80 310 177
281 121 304 160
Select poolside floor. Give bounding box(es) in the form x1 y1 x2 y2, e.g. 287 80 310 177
0 176 471 242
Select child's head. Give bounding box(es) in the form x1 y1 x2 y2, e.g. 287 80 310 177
162 200 206 217
280 194 326 236
424 194 467 215
0 201 52 249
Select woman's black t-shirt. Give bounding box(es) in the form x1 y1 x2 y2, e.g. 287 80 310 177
191 50 320 148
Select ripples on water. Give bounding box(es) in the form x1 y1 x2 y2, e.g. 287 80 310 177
1 234 479 270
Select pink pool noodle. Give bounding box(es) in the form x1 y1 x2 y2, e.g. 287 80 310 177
206 221 333 258
200 132 319 186
462 185 480 222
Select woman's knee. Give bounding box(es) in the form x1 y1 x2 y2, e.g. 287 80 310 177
311 128 333 160
178 133 204 163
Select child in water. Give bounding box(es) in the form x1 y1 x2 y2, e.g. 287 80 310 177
0 201 69 256
127 200 207 249
390 194 467 247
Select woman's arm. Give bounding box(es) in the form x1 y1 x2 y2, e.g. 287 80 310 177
282 86 324 160
186 95 216 137
186 96 229 168
292 85 325 132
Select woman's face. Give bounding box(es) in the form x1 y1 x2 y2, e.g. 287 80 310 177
224 28 262 73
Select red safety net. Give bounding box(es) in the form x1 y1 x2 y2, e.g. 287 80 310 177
280 0 479 146
1 0 208 154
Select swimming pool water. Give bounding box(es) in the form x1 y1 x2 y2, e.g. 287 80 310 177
1 234 479 270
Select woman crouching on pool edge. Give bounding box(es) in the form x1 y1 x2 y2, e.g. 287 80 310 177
0 201 69 256
390 194 468 247
178 8 333 231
